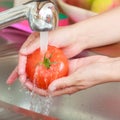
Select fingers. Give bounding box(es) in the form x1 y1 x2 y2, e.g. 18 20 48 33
18 53 27 85
48 77 85 96
18 32 40 90
48 76 74 92
18 54 27 74
20 32 40 55
69 55 104 73
23 80 49 96
49 86 80 96
6 66 48 96
48 55 106 95
6 66 18 85
48 58 91 92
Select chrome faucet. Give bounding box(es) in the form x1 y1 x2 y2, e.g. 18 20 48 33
0 0 59 31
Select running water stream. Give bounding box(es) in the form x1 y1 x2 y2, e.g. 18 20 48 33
29 31 53 115
40 31 49 54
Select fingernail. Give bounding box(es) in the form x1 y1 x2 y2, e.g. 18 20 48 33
49 85 56 92
20 48 27 53
19 69 24 75
19 75 26 83
19 67 26 75
6 80 12 85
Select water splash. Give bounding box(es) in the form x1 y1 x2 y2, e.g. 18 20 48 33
7 86 11 91
29 65 53 115
29 92 53 115
17 31 52 115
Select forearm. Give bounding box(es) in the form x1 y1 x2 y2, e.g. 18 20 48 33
108 57 120 82
98 57 120 83
75 6 120 49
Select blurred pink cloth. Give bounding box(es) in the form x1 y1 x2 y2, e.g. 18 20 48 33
0 27 30 43
0 7 5 11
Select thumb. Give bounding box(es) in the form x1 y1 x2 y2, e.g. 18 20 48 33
20 32 40 55
48 76 73 92
6 66 18 85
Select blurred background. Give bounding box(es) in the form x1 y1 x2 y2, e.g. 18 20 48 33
0 0 13 9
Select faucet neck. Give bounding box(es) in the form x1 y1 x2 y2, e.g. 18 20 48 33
0 0 58 31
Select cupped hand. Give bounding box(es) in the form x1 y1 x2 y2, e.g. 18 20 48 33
6 32 48 95
7 32 40 84
6 25 84 96
6 32 50 96
47 55 120 96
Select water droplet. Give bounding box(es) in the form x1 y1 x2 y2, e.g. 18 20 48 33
90 116 94 120
7 86 11 91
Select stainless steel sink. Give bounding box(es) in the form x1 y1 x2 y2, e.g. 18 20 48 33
0 30 120 120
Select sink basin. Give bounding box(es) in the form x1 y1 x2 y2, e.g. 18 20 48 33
0 31 120 120
1 55 120 120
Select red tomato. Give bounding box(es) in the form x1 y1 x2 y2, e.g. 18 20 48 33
26 45 69 90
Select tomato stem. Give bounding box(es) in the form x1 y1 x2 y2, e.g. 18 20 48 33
38 54 55 69
39 52 57 69
43 56 52 69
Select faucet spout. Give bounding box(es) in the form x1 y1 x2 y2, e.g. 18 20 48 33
0 4 30 30
0 0 59 31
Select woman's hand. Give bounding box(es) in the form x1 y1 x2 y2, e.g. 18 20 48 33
6 25 84 96
7 51 120 97
6 6 120 96
7 32 40 84
47 55 120 96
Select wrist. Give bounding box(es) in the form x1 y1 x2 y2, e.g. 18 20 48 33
109 57 120 82
71 22 89 51
104 57 120 83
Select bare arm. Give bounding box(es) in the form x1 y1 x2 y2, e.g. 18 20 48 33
49 6 120 58
74 6 120 49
